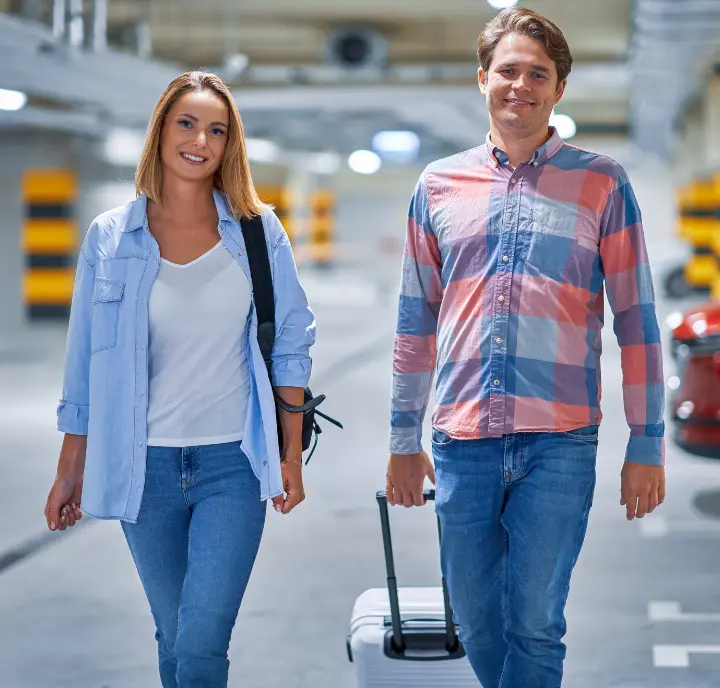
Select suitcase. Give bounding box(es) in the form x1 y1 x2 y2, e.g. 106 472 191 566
346 489 481 687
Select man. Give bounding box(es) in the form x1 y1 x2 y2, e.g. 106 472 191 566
386 7 666 688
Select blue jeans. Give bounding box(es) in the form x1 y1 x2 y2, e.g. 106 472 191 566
121 441 266 688
432 426 598 688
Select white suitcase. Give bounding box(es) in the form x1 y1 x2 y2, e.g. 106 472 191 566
346 489 481 687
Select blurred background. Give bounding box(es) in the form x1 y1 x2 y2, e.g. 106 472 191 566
1 0 720 686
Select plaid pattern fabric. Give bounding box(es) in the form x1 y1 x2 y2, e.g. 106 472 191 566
390 129 665 466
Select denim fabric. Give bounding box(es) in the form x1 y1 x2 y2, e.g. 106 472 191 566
121 441 266 688
57 190 315 521
432 425 598 688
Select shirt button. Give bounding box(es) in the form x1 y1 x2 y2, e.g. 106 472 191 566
263 460 268 466
496 337 503 344
238 251 243 257
510 178 517 184
494 379 500 386
138 391 144 396
138 441 143 446
137 344 144 350
533 161 539 167
502 255 509 262
498 295 505 302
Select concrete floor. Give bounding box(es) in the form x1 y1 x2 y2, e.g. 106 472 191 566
2 246 720 687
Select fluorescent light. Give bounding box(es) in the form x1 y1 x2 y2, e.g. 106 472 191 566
372 130 420 163
550 112 577 140
348 150 382 175
487 0 518 9
307 151 342 175
0 88 27 112
245 138 279 163
103 128 146 167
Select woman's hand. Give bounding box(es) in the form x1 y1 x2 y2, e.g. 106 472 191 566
272 458 305 514
45 474 83 531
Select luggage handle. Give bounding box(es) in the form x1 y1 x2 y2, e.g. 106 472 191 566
375 489 461 659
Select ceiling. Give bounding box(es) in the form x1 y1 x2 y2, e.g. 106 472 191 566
0 0 717 163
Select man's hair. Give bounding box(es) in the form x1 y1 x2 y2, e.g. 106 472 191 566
477 7 573 84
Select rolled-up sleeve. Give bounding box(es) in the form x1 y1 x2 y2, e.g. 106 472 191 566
269 221 315 388
57 234 95 435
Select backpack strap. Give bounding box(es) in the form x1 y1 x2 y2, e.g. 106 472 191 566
240 213 275 376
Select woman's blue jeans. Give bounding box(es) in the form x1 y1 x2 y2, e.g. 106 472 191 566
433 425 599 688
121 441 266 688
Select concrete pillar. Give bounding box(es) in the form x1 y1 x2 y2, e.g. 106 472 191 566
704 67 720 173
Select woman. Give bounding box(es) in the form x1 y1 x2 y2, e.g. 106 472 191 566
43 71 315 687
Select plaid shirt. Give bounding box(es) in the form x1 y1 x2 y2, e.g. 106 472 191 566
390 129 665 466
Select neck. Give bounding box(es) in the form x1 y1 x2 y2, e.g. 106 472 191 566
489 123 552 169
153 173 218 223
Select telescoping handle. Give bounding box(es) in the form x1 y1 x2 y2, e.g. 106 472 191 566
375 489 460 658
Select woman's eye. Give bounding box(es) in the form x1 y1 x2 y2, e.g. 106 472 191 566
210 128 226 136
178 119 192 128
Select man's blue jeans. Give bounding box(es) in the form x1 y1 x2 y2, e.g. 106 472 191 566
432 425 598 688
121 441 266 688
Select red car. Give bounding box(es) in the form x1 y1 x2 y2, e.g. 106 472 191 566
669 302 720 458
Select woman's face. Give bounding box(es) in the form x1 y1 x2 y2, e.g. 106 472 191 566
159 89 230 183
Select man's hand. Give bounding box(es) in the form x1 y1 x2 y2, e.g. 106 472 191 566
621 462 665 521
386 451 435 508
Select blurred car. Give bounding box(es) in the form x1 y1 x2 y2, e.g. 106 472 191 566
668 302 720 459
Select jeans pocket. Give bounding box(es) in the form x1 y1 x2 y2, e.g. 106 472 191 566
431 427 456 448
560 424 599 441
91 277 124 353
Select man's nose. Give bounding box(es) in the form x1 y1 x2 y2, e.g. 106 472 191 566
512 74 531 91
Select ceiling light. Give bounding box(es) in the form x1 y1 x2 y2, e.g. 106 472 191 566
307 151 342 175
372 130 420 163
348 150 382 175
487 0 518 9
245 138 279 163
103 128 146 167
0 88 27 112
550 112 577 140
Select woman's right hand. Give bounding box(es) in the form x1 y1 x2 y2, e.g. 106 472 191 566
45 474 83 531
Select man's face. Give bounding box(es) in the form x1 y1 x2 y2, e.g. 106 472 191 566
479 32 566 136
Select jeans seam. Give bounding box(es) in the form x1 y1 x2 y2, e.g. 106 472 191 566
499 523 510 687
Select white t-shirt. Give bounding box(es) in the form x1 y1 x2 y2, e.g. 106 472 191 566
146 241 252 447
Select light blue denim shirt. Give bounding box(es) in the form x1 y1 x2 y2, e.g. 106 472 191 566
57 190 315 522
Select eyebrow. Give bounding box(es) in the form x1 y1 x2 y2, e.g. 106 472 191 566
177 113 228 127
496 63 551 73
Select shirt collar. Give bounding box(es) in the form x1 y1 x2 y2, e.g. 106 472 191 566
485 126 564 167
122 188 235 232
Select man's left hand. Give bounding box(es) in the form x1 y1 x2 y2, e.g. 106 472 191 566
621 463 665 521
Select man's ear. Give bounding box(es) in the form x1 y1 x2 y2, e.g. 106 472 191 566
478 68 487 95
555 78 567 105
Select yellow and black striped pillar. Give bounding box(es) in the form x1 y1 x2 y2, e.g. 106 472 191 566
22 170 78 320
709 172 720 300
678 178 717 291
308 189 334 266
257 185 296 245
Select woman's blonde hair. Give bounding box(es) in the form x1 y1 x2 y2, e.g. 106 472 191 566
136 70 265 219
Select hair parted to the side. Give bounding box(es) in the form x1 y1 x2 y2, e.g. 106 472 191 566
477 7 573 84
135 70 266 219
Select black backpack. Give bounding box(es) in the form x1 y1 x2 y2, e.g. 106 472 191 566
240 214 342 464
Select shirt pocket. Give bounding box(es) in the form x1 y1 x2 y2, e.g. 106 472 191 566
91 277 125 353
523 199 568 279
523 198 599 280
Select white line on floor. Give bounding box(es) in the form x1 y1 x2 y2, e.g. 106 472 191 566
653 645 720 668
649 601 720 622
639 515 720 538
